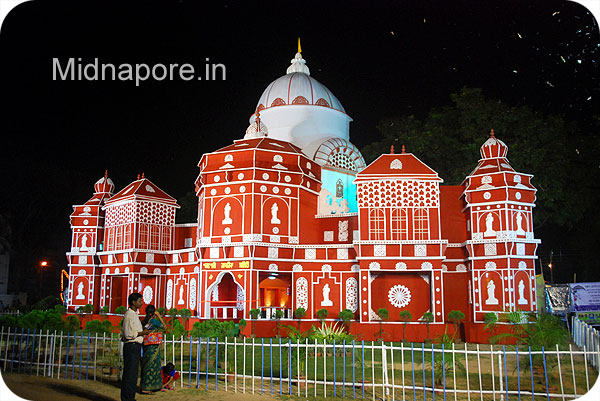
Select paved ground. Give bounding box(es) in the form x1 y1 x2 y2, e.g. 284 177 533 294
0 372 285 401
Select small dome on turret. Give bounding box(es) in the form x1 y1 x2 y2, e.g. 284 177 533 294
244 114 269 139
94 171 115 194
480 129 508 159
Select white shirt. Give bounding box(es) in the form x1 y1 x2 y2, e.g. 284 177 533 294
121 308 143 343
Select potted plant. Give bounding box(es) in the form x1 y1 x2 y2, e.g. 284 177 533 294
376 307 389 341
422 311 434 342
114 306 127 315
249 308 260 338
338 308 354 334
398 310 412 342
100 305 109 315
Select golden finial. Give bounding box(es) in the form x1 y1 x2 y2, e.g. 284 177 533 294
298 37 302 54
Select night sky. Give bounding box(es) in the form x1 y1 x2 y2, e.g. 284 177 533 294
1 1 598 300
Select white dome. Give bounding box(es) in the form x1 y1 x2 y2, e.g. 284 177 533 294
254 53 345 115
248 51 352 160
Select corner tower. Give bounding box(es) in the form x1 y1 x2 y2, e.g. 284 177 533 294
463 130 540 321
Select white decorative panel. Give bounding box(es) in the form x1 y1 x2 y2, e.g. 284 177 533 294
305 248 316 260
289 236 299 244
353 230 360 241
369 262 381 270
337 248 349 260
292 264 303 271
234 246 244 258
456 264 467 272
143 286 153 304
338 221 349 241
236 284 244 311
209 247 219 258
374 245 386 257
324 231 334 242
296 277 308 310
415 244 426 257
78 255 87 265
166 279 173 309
146 253 154 263
321 264 332 272
516 243 525 256
189 278 197 310
485 243 497 256
268 247 278 258
153 268 161 274
357 180 439 208
421 262 433 269
345 277 358 312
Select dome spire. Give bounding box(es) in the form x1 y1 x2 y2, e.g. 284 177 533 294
287 38 310 75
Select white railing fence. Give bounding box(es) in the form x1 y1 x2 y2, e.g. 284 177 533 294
0 325 598 399
571 316 600 369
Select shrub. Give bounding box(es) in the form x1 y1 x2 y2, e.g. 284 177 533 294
157 307 168 316
294 307 306 330
316 308 328 326
338 309 354 333
422 312 434 341
84 319 113 335
190 319 237 339
399 310 412 342
83 304 94 314
114 306 127 315
310 322 354 343
376 308 389 341
100 305 109 314
447 310 465 342
64 315 80 332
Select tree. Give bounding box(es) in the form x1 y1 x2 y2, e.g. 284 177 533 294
447 310 465 342
422 312 434 342
376 308 389 341
294 307 306 330
338 309 354 334
362 87 585 230
398 310 412 342
316 308 328 326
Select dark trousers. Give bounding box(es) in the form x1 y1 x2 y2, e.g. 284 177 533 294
121 342 142 401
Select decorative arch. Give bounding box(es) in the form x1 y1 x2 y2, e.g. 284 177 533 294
204 271 244 317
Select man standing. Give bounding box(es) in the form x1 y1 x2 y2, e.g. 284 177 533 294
120 293 149 401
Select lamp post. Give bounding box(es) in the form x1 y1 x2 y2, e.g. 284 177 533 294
39 260 48 294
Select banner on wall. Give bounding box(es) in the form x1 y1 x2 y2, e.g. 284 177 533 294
570 282 600 312
545 284 571 315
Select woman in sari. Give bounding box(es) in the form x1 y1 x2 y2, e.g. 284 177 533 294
140 304 166 394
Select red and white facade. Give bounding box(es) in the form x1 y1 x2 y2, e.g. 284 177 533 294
66 51 539 332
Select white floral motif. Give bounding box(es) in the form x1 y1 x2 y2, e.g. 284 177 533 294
388 285 412 308
369 262 381 270
296 278 308 310
395 262 407 270
143 286 153 304
345 278 358 313
338 220 349 241
390 159 403 170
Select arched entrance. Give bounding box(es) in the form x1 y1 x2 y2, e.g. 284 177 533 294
205 272 244 319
